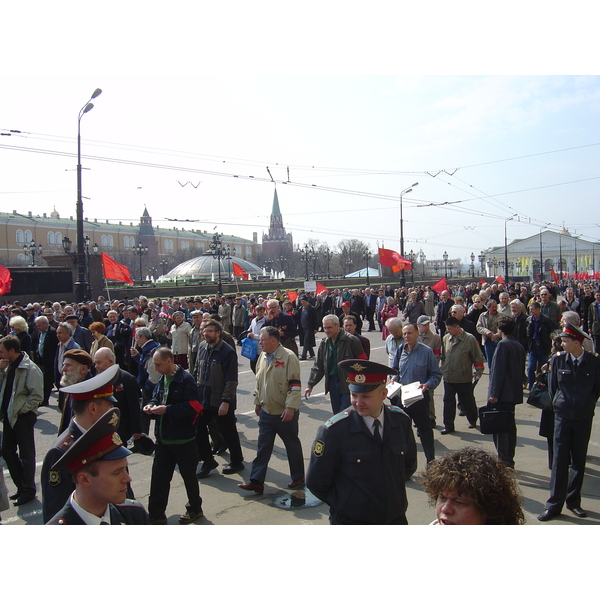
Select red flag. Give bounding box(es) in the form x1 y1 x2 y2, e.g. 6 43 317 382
286 290 298 303
232 262 249 280
101 252 133 285
378 248 412 272
431 277 448 295
495 275 505 284
479 278 487 285
316 283 329 295
550 267 559 284
0 264 12 295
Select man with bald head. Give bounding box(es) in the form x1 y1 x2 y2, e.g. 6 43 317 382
94 348 142 448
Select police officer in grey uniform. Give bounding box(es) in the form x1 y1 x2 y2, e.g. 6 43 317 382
306 359 417 524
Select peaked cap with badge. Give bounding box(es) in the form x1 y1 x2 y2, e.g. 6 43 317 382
52 406 130 474
338 359 397 393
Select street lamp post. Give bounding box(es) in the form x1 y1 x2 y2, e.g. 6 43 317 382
408 250 415 283
264 258 274 279
362 250 372 286
24 240 43 266
75 88 102 302
345 258 353 277
300 245 314 281
210 233 224 294
470 252 475 278
399 182 419 287
132 242 148 281
419 249 426 277
323 248 333 279
504 214 516 285
443 251 448 279
160 259 169 275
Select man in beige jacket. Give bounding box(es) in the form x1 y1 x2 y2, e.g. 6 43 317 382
237 326 304 494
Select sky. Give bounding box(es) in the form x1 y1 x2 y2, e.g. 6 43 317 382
1 2 599 272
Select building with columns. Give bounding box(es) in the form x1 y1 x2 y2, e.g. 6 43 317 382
482 228 600 280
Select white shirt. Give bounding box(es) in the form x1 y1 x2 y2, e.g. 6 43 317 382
70 492 111 525
362 411 384 438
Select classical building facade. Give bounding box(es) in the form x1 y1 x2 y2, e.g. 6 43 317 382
0 207 258 278
482 228 600 280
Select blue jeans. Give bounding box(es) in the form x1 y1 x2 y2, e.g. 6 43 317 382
484 338 498 370
527 343 548 389
328 376 350 414
250 409 304 484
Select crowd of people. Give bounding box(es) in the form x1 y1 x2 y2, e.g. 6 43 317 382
1 276 599 525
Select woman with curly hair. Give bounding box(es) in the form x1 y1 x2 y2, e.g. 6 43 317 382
421 446 525 525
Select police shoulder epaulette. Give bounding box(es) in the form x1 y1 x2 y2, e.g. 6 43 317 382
324 411 351 428
555 351 566 356
388 405 409 417
115 499 144 509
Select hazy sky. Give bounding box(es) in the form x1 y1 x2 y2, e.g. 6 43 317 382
1 3 598 268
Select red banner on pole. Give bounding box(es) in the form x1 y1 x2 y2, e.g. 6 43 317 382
232 262 249 280
101 252 133 285
431 277 448 295
378 248 412 272
0 264 12 295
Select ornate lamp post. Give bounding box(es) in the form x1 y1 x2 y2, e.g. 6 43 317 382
419 249 426 277
300 244 314 280
323 248 333 279
408 250 415 283
75 88 102 301
443 251 448 278
362 249 372 286
24 240 43 266
160 259 169 275
478 253 486 277
210 233 225 294
132 241 148 280
345 258 353 277
470 252 475 278
264 258 274 279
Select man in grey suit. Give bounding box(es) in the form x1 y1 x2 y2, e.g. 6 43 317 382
488 314 526 468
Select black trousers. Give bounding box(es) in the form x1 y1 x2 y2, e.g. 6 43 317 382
443 381 478 428
2 411 37 497
329 507 408 525
393 393 435 463
196 407 243 465
492 404 517 468
546 415 593 513
148 440 202 519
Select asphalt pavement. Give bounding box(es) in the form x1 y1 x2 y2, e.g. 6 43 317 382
3 327 600 525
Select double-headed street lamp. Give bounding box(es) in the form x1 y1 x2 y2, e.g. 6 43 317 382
75 88 102 302
210 233 225 294
24 240 43 266
300 244 314 281
160 259 169 275
399 182 419 287
264 258 274 278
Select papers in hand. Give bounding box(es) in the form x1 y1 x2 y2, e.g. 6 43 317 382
386 380 401 400
399 381 424 408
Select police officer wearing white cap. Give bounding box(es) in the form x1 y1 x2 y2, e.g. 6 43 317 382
306 359 417 524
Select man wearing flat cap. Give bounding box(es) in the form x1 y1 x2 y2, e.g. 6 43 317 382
538 323 600 522
46 406 148 524
41 364 120 522
306 359 417 524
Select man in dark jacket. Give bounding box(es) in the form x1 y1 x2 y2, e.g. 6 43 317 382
32 315 58 406
297 296 319 360
487 315 526 468
526 302 554 389
143 347 204 525
194 319 244 478
305 315 367 414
